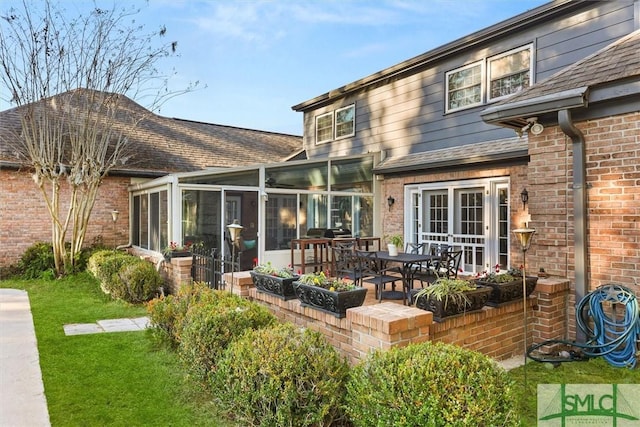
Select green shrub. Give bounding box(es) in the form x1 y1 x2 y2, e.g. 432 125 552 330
211 323 350 427
113 260 162 303
19 242 55 279
345 341 518 427
87 249 117 278
88 251 163 303
178 291 276 381
147 282 217 346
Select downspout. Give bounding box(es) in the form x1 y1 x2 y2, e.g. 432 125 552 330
558 109 588 343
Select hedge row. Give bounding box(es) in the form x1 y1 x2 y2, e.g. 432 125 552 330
87 250 162 303
148 285 518 426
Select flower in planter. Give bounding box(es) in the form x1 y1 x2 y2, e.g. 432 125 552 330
297 271 358 292
162 241 193 256
253 261 295 279
413 277 478 310
480 272 518 283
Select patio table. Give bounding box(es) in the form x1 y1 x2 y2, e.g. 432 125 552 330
372 251 440 303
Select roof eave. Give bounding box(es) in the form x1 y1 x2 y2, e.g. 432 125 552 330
373 150 529 175
480 86 589 129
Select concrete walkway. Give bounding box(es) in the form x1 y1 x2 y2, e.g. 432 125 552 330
0 289 51 427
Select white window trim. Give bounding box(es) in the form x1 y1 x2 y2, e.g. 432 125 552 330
335 104 356 140
487 44 533 103
445 60 485 113
315 111 333 144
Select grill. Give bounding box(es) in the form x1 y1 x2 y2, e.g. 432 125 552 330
305 228 352 238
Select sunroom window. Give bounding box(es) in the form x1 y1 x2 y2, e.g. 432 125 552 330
488 45 532 101
446 61 483 112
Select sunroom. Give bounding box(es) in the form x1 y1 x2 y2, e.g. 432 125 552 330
128 154 379 270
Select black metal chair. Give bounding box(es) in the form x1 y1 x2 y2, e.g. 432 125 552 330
356 250 404 303
332 245 365 286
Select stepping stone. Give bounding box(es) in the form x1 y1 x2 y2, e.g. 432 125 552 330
131 317 150 329
97 318 140 332
64 323 104 336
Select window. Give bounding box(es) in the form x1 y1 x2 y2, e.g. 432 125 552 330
314 104 356 143
446 61 483 112
488 45 532 101
316 112 333 143
132 190 168 251
335 104 355 139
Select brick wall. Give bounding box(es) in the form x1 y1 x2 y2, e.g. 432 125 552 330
0 169 130 269
191 265 570 366
527 111 640 291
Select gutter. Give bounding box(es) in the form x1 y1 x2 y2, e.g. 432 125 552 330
480 87 589 127
558 109 588 344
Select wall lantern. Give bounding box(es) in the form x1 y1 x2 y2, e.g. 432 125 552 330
387 196 395 211
111 210 119 223
520 188 529 209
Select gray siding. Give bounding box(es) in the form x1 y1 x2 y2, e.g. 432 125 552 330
300 1 636 160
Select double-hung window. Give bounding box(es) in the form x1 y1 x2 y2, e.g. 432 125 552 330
335 104 355 139
445 44 533 112
315 104 355 144
446 61 483 112
316 112 333 143
488 44 532 101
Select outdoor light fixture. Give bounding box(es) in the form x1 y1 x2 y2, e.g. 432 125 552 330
521 117 544 135
111 210 119 248
226 219 244 294
387 196 395 211
520 188 529 209
513 227 536 387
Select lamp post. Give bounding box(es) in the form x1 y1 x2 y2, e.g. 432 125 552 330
227 219 244 294
111 210 119 249
513 227 535 386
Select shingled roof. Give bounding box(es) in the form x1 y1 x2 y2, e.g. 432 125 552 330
0 89 303 176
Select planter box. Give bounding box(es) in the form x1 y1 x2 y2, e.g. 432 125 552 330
294 282 367 318
412 285 492 322
250 271 299 301
164 250 191 261
475 276 538 307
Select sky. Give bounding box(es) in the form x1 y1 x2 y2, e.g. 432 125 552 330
1 0 549 136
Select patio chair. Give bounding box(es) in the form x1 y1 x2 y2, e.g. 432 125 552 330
356 250 404 303
332 245 366 286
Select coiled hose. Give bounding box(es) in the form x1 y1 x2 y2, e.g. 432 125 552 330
527 284 640 368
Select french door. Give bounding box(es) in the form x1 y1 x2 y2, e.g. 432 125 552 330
408 178 509 275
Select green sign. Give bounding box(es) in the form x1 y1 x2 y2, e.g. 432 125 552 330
538 384 639 426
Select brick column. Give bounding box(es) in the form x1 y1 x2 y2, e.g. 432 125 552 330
223 271 255 297
531 277 570 351
168 256 193 294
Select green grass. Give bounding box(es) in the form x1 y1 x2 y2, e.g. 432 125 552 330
2 273 638 426
1 273 232 427
508 353 640 425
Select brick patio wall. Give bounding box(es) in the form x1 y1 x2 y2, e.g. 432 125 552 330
211 269 570 366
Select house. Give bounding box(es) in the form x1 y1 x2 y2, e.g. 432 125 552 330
121 2 637 285
290 0 639 338
0 89 303 273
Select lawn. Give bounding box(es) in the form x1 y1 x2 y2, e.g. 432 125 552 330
1 273 232 427
2 273 638 426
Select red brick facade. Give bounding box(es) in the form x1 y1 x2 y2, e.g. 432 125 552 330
0 170 130 270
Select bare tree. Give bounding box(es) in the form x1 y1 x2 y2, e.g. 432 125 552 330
0 1 195 275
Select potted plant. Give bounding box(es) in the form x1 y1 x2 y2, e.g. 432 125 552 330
411 277 491 321
474 267 538 307
162 241 193 260
386 234 403 256
294 271 367 318
250 262 299 300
